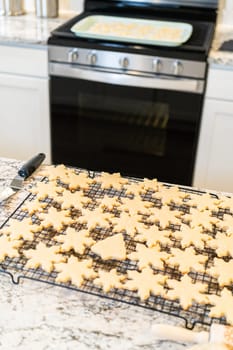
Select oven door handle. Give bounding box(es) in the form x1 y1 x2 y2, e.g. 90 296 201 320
50 63 204 94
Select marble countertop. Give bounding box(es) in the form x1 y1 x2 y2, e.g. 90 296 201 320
0 11 76 47
0 157 195 350
209 24 233 66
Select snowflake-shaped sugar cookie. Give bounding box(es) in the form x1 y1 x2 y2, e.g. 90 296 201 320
208 288 233 325
55 227 95 254
124 182 146 197
21 199 47 215
78 207 112 230
173 224 211 250
128 243 168 270
56 189 91 210
23 242 65 272
148 205 182 229
93 268 126 292
1 218 41 241
29 181 64 200
120 197 153 216
109 212 145 238
217 213 233 233
207 257 233 287
55 256 97 288
166 247 208 273
166 274 208 310
38 164 71 181
141 178 158 192
38 207 73 231
135 225 171 247
123 267 167 301
182 208 219 230
0 235 21 262
63 172 94 191
153 185 188 205
217 195 233 211
95 172 129 190
186 193 221 212
206 232 233 258
96 195 121 210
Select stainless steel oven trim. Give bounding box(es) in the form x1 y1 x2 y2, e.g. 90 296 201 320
50 62 205 94
49 46 207 80
109 0 218 9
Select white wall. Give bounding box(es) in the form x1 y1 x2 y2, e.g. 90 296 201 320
24 0 84 13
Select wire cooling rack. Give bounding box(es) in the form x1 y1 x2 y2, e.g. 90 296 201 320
0 168 231 329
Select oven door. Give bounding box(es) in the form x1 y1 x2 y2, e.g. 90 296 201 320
50 64 204 185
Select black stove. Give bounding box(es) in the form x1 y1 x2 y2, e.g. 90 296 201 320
48 0 219 185
49 0 218 62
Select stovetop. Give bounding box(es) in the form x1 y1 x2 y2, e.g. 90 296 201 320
48 0 217 62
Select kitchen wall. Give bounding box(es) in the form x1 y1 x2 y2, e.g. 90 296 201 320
24 0 84 13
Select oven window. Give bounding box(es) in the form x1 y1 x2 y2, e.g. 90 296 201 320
51 76 203 185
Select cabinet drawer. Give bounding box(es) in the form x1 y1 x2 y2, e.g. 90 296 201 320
206 66 233 101
0 45 48 77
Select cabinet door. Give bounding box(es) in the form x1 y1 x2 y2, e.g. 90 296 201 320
193 98 233 193
0 73 51 163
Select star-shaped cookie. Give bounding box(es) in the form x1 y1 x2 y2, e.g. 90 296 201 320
55 256 97 288
123 267 167 301
55 227 95 254
23 242 65 272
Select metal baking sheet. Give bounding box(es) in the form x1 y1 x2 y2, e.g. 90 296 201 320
70 15 193 47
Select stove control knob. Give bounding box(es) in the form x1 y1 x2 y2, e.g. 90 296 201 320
68 49 79 63
88 51 97 65
152 58 162 73
119 57 129 69
172 60 183 76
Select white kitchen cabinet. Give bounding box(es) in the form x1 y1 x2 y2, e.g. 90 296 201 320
0 45 51 163
193 66 233 193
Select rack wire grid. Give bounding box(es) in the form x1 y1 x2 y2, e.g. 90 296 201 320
0 168 231 330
